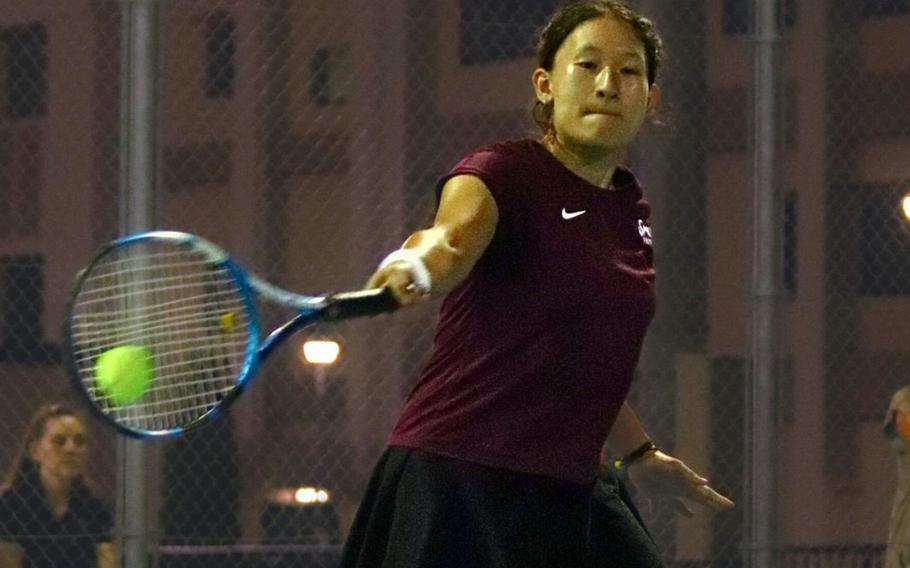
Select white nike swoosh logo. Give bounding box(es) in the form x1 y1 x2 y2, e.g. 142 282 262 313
561 208 587 220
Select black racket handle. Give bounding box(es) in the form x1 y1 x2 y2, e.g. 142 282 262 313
325 287 400 321
260 287 399 360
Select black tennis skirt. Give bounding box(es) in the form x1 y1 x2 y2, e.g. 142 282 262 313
341 447 664 568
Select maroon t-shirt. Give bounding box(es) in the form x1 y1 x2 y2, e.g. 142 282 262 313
388 139 656 484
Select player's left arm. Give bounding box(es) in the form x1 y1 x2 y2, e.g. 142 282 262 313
606 402 735 515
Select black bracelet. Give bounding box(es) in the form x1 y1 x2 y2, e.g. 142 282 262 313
613 440 658 470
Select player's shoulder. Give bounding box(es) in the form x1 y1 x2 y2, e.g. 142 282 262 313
453 139 545 175
446 139 544 201
452 138 542 172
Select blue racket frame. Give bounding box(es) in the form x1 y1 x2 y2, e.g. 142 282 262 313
65 230 396 439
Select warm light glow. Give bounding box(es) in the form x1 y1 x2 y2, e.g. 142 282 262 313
902 194 910 222
294 486 330 504
302 340 340 364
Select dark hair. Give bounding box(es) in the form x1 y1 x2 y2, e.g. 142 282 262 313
532 1 664 135
3 403 86 488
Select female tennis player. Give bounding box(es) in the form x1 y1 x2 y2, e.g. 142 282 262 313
343 2 733 566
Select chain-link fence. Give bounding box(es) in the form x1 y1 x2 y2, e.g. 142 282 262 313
0 0 908 566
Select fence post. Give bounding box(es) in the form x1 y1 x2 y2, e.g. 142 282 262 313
117 0 159 566
750 0 782 566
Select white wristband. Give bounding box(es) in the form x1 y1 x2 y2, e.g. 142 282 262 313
378 249 432 294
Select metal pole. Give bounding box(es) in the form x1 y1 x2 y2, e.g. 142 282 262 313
117 0 158 566
750 1 780 567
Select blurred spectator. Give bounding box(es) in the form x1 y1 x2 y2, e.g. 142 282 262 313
885 387 910 568
0 403 114 568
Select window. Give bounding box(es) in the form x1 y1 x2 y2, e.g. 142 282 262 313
861 0 908 17
0 255 58 364
0 22 47 118
722 0 751 34
204 11 236 99
308 45 350 107
459 0 561 66
859 186 910 296
0 126 42 237
723 0 796 35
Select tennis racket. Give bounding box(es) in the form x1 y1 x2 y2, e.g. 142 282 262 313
64 230 397 439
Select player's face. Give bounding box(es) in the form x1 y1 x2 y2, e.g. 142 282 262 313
535 15 657 154
30 416 88 481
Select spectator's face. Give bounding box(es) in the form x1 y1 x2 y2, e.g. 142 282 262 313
30 416 89 481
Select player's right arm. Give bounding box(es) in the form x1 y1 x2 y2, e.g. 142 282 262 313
366 174 499 305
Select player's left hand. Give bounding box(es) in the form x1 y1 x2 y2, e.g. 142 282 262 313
626 450 735 516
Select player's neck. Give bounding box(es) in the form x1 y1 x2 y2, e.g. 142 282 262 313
545 137 623 190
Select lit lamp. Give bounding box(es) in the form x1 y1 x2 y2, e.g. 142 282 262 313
301 333 340 395
302 340 340 365
294 486 331 505
902 193 910 223
263 485 340 545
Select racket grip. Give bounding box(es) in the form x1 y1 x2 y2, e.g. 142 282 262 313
326 287 399 320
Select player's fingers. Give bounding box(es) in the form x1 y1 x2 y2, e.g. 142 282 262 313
691 484 735 511
674 461 708 485
383 276 412 305
383 269 426 306
366 264 404 289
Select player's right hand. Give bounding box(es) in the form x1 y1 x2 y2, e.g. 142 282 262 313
365 262 429 307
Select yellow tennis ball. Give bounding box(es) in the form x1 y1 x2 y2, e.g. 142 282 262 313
93 345 154 405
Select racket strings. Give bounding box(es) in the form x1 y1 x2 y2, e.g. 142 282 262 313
70 241 252 433
76 279 241 309
74 300 246 341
